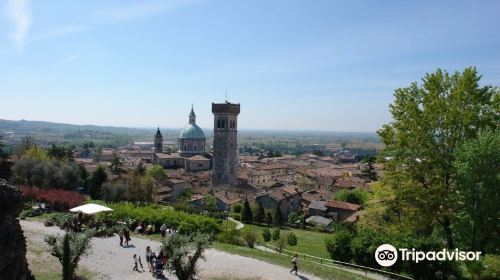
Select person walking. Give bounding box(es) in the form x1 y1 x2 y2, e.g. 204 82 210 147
160 223 167 237
146 246 152 271
138 256 145 272
124 229 130 246
290 254 298 275
119 228 124 246
133 254 138 271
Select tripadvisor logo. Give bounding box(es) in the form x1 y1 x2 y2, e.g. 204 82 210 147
374 244 482 267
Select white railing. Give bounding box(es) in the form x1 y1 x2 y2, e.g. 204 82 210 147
258 243 413 280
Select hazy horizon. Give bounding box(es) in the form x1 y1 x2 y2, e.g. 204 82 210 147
1 0 499 131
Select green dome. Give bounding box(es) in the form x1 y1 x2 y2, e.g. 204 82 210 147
179 124 205 139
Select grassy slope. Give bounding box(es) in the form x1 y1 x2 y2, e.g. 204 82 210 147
245 223 332 259
212 242 369 280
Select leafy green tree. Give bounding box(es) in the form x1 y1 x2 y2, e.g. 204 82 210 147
232 203 242 214
89 165 107 199
145 164 166 181
286 232 297 246
108 154 125 175
333 189 370 206
135 161 146 176
273 205 282 226
325 229 353 262
377 67 499 248
161 233 211 280
361 156 377 181
287 212 299 224
202 195 217 214
45 231 93 280
241 198 253 223
242 228 258 248
452 131 499 252
262 229 271 242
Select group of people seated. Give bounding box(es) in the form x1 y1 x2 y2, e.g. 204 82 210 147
134 222 176 236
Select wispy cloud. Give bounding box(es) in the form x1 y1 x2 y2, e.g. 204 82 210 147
54 53 80 66
94 0 203 23
33 25 90 42
5 0 32 52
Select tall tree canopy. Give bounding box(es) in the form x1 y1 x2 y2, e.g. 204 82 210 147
376 67 499 248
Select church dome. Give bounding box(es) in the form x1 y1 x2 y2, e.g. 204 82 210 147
179 123 205 139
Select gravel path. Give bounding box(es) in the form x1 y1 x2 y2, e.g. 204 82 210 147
21 220 322 280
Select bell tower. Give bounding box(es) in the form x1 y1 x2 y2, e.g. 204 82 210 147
154 127 163 153
212 101 240 186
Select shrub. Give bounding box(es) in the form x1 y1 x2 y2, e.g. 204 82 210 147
286 232 297 246
21 186 85 211
99 203 221 235
217 221 243 246
262 229 271 242
275 236 286 254
242 228 258 248
233 204 243 213
325 229 353 262
272 227 280 241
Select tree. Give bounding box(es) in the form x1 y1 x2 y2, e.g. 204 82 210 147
254 202 265 223
232 203 242 214
333 189 370 206
88 165 107 199
273 205 282 226
271 227 280 241
202 195 217 214
377 67 499 248
108 154 125 175
325 229 353 262
262 229 271 242
361 156 377 181
242 228 258 248
286 232 297 246
145 165 166 181
265 211 273 226
287 212 299 224
452 131 499 253
135 161 146 176
45 231 93 280
0 136 11 180
241 198 253 223
161 233 211 280
13 136 35 159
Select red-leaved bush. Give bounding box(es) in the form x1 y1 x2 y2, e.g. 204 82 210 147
21 186 85 211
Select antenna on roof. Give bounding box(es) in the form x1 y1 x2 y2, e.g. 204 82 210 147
225 88 228 102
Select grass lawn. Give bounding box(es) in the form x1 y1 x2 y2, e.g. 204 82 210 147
212 242 369 280
244 223 332 259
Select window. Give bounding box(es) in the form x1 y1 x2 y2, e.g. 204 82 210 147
194 146 197 151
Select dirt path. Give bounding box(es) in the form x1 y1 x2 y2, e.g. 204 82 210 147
21 220 322 280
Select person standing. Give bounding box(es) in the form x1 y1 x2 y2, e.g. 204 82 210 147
160 223 167 237
290 254 298 275
119 228 124 246
133 254 138 271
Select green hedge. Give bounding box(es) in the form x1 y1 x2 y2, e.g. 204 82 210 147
98 203 221 235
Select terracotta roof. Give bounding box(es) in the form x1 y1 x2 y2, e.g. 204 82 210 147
155 153 182 159
281 184 300 195
325 200 361 211
189 155 209 161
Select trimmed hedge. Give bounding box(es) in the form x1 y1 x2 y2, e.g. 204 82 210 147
99 203 221 235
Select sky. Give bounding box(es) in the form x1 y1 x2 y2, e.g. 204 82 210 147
0 0 499 132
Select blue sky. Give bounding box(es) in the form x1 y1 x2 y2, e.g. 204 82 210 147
1 0 499 132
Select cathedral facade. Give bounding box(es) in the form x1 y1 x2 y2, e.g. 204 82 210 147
153 106 211 172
